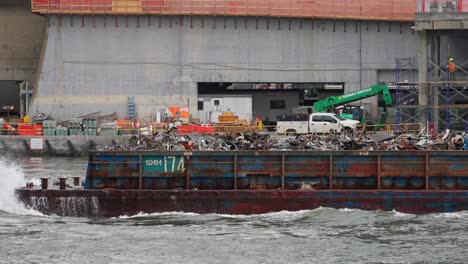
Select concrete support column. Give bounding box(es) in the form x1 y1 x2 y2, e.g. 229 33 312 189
430 33 440 132
171 76 198 119
418 30 429 130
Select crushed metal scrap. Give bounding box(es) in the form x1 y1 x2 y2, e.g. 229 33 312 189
97 130 466 151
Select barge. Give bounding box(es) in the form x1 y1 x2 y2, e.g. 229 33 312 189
16 150 468 217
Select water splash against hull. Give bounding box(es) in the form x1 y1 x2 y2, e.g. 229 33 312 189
28 196 100 217
0 158 41 215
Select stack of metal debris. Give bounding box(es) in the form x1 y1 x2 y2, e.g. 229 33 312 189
97 130 466 151
378 130 466 151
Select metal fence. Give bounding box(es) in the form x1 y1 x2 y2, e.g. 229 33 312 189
418 0 467 12
31 0 416 21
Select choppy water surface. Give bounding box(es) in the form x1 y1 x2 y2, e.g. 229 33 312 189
0 157 467 264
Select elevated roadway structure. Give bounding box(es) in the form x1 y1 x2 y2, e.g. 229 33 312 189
22 0 423 120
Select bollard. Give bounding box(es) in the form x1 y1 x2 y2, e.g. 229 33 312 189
72 177 80 187
41 178 49 189
59 177 67 190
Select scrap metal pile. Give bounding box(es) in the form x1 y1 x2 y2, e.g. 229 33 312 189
98 129 467 151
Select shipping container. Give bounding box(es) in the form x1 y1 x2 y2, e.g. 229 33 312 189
55 127 68 136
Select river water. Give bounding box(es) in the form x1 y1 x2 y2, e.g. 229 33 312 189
0 157 467 264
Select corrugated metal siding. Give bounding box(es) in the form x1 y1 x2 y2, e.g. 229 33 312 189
31 0 417 21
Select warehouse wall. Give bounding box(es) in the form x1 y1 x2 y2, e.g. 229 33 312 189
252 92 300 122
31 15 418 120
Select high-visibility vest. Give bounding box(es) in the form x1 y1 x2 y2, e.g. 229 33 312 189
448 62 456 73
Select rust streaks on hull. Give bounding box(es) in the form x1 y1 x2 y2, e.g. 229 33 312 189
16 189 468 218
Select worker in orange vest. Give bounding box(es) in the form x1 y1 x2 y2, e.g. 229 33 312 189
448 57 456 81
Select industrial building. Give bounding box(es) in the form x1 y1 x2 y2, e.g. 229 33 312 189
0 0 467 131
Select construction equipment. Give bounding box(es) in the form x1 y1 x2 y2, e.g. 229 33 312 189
313 85 393 129
218 111 238 122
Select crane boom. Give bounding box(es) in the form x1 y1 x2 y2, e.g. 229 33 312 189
313 85 393 112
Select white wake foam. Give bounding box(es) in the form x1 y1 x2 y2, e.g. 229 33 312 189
116 211 201 219
116 208 326 221
0 158 42 215
433 211 468 219
391 209 416 218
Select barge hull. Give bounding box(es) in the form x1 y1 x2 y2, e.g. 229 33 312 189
16 189 468 218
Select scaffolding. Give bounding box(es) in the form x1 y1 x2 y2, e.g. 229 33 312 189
434 84 468 131
427 56 468 131
395 58 419 126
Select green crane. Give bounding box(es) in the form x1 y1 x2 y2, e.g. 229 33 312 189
313 85 393 129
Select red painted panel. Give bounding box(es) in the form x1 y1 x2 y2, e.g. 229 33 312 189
31 0 417 21
141 0 165 12
463 0 468 11
41 0 112 12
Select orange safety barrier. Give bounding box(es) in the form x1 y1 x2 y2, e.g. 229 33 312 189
116 119 132 128
36 124 43 136
18 124 38 136
177 124 215 135
167 106 190 119
31 0 418 21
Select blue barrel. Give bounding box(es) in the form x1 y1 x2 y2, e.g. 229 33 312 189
464 137 468 150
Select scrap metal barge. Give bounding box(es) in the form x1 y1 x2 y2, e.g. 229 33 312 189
16 150 468 217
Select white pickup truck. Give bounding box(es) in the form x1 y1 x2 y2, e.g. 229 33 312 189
276 113 360 135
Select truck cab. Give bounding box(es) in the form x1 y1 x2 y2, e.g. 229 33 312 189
309 113 359 134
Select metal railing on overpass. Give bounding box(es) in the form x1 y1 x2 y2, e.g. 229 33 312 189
31 0 416 21
418 0 467 13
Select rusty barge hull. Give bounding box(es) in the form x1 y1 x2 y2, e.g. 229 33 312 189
15 189 468 218
16 150 468 217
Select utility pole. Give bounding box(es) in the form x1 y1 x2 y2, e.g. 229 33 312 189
25 81 29 116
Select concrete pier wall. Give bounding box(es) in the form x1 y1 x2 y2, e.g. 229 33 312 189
0 135 130 157
31 15 418 120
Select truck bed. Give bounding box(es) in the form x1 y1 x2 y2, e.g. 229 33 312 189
276 121 309 135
